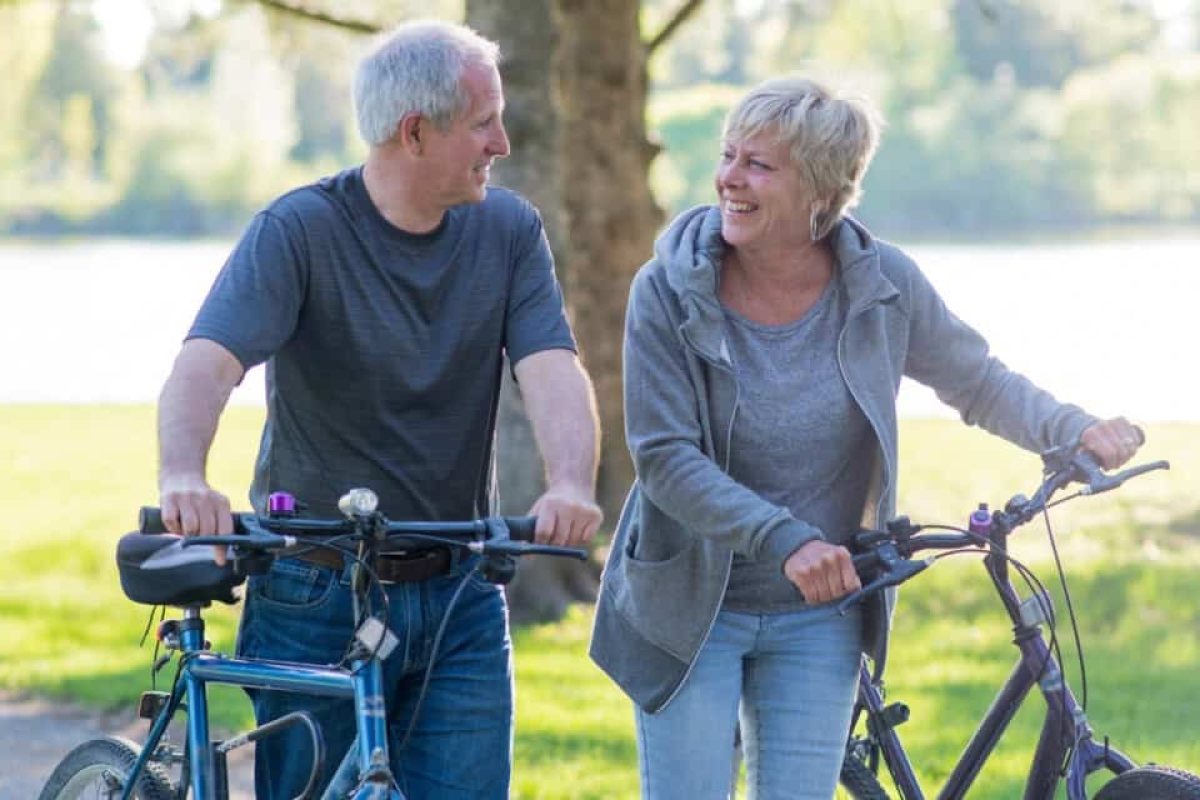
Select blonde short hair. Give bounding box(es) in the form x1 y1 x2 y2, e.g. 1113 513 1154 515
723 77 882 239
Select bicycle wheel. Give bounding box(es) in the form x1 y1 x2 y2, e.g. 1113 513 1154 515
840 754 891 800
38 736 174 800
1094 765 1200 799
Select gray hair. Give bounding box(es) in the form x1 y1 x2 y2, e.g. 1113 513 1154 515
723 76 882 239
354 20 500 146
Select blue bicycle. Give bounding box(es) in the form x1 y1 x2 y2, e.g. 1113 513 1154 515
38 488 586 800
837 446 1200 799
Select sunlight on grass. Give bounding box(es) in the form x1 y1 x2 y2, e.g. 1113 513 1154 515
0 404 260 720
3 407 1199 798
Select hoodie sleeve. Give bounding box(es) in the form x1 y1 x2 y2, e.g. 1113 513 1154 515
623 265 824 569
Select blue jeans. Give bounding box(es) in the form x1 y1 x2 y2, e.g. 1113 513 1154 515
635 607 862 800
235 555 513 800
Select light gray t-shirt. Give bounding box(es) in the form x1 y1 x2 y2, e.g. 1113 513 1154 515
189 168 575 521
720 278 875 612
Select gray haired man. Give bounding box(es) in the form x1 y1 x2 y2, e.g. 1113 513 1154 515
157 20 601 799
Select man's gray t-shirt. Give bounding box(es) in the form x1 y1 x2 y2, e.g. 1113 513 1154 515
720 278 875 612
189 168 575 520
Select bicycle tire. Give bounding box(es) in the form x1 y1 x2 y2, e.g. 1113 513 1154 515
37 736 174 800
840 754 891 800
1093 765 1200 799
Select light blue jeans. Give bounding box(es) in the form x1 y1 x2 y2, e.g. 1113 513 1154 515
236 555 513 800
635 606 862 800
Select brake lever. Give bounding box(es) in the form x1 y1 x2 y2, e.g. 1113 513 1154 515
468 540 588 560
182 531 295 550
836 558 933 615
1079 459 1170 496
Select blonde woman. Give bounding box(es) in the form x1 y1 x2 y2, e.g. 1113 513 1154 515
591 76 1141 799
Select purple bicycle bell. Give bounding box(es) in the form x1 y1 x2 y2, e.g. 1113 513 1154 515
268 491 297 517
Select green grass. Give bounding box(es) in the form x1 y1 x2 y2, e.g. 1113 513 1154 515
3 406 1199 798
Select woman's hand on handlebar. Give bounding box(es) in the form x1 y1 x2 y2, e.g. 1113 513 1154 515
158 474 234 565
784 540 862 605
1079 417 1143 471
529 482 603 547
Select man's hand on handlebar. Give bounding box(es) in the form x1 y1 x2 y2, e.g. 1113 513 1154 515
784 540 862 605
1079 417 1144 471
528 483 603 547
158 474 234 565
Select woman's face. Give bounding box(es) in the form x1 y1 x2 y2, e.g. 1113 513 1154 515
714 132 813 252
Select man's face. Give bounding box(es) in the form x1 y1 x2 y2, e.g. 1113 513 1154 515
422 61 510 207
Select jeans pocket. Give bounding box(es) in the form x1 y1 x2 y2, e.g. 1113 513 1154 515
251 558 335 611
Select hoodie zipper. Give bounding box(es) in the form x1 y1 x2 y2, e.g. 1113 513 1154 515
656 329 739 712
836 301 894 527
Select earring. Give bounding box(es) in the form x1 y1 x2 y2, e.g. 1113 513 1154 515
809 208 823 241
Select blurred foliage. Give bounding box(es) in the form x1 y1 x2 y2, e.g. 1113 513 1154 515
1 0 1197 236
646 0 1199 234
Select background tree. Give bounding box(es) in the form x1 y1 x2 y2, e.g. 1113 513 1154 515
463 0 700 620
459 1 588 621
951 0 1158 89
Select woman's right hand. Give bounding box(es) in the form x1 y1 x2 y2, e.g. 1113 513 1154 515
783 540 861 604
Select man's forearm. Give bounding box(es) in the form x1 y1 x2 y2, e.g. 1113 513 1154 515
157 339 242 485
514 349 600 493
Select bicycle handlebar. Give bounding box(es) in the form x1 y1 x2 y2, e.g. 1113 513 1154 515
138 505 587 561
835 447 1169 613
140 506 536 540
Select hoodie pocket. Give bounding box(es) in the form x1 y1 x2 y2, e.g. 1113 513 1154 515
614 538 708 662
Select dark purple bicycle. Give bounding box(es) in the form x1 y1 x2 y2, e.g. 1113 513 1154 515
838 444 1200 800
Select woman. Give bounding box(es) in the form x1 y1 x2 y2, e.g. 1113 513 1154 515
589 76 1142 799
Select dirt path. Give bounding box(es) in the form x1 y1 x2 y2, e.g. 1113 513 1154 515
0 690 254 798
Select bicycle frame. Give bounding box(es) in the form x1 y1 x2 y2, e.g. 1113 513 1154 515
854 527 1136 800
121 605 404 800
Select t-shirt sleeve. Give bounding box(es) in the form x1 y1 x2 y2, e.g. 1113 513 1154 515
504 205 576 365
187 211 307 371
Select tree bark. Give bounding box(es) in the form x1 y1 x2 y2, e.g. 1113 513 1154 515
467 0 664 623
555 0 663 518
465 0 601 622
465 0 564 525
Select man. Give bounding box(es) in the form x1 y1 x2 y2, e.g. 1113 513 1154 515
156 21 602 799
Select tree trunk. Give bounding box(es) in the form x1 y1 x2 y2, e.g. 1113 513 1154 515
466 0 597 623
555 0 663 518
467 0 662 623
465 0 565 523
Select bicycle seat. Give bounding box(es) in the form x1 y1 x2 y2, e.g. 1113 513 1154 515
116 532 245 606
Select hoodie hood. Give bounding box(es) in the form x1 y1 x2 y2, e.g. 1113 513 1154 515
653 205 728 364
651 205 898 362
656 205 725 300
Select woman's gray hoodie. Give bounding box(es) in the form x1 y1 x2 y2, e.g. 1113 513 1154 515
590 206 1097 713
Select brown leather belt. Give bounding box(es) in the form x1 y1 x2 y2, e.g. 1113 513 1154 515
292 546 453 583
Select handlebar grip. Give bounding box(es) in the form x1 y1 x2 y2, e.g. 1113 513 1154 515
138 507 247 535
502 516 538 542
139 506 166 534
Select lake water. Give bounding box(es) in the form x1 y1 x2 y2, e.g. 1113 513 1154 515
1 236 1197 419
